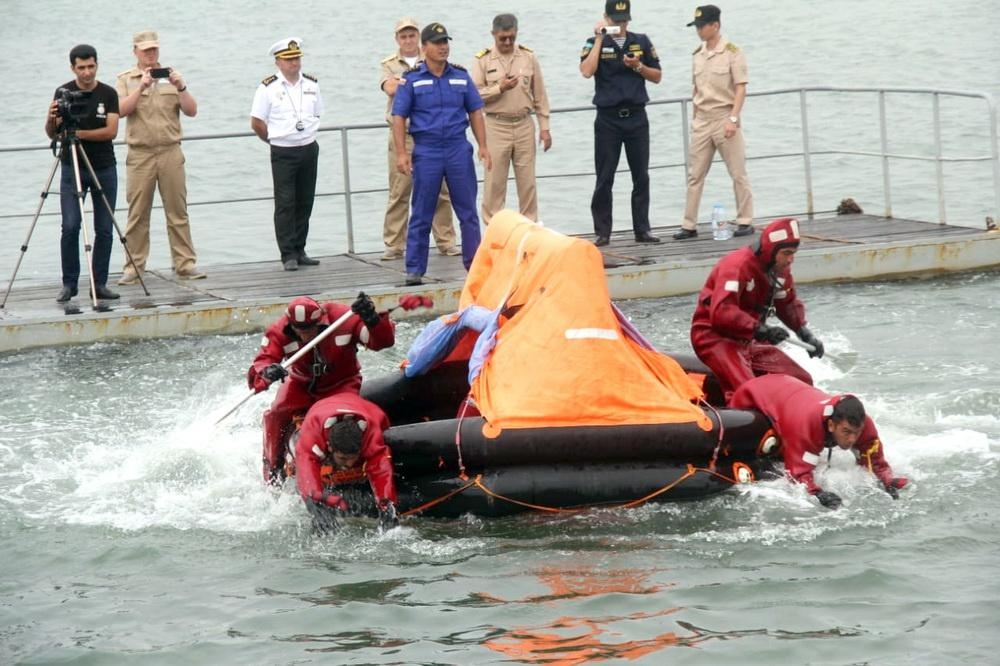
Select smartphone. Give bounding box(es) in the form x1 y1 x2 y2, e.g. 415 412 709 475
150 67 171 79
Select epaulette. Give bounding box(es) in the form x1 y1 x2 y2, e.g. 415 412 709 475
475 47 491 58
451 63 467 71
381 54 396 64
117 68 133 78
518 44 533 53
692 45 702 55
261 74 278 86
302 72 318 82
726 42 741 53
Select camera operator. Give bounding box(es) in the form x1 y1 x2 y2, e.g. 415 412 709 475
44 44 120 303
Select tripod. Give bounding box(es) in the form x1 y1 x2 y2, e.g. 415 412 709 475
1 127 150 313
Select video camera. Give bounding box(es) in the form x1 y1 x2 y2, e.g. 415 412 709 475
54 87 92 130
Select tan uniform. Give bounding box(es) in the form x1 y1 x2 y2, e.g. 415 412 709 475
116 67 198 275
471 44 550 223
379 53 456 257
681 38 754 231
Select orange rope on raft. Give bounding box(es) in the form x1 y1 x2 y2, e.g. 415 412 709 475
398 465 745 518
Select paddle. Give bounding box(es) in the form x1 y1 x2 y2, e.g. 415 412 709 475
214 295 433 426
783 337 858 372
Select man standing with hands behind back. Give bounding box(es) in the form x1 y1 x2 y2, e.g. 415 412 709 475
251 38 324 272
472 13 552 223
116 30 204 285
391 23 491 287
378 17 459 261
673 5 754 240
580 0 662 248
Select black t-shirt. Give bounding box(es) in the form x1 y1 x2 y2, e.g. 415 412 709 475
581 31 661 109
52 80 119 169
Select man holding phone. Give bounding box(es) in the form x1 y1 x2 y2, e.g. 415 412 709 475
580 0 662 247
472 13 551 223
116 30 204 285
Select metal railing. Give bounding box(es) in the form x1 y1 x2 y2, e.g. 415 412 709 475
3 86 997 252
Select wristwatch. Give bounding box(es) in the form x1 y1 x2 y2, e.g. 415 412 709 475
729 115 740 124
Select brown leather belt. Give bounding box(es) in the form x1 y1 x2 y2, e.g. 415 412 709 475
486 112 528 123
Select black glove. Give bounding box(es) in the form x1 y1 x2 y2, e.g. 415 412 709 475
261 363 288 383
754 324 790 345
796 326 825 358
884 482 900 500
351 292 380 328
816 490 842 509
378 501 399 531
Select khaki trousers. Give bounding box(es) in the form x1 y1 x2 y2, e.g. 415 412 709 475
121 144 198 273
481 114 538 222
384 132 455 252
681 113 754 230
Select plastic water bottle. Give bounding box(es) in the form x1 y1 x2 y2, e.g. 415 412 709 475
711 203 732 240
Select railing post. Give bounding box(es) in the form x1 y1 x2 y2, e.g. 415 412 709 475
799 89 814 217
879 91 893 218
933 93 947 224
989 95 1000 225
340 127 355 254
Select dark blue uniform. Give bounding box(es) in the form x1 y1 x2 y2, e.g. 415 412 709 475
391 62 484 276
581 32 660 238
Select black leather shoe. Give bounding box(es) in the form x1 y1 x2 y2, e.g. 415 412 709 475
672 228 698 240
635 232 661 243
297 254 320 266
594 236 610 247
94 285 120 300
405 273 424 286
733 224 755 237
56 286 77 303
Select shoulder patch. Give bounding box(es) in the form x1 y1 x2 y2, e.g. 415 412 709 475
692 45 702 55
261 74 278 86
518 44 533 53
302 72 318 82
475 47 491 58
726 42 741 53
451 63 467 71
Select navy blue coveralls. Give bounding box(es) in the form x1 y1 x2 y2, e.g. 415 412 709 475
391 62 484 276
581 31 660 238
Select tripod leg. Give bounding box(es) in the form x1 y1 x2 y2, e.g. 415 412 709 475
76 145 151 296
77 146 149 296
0 155 63 310
69 144 103 310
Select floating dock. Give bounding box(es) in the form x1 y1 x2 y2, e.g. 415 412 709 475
1 212 997 353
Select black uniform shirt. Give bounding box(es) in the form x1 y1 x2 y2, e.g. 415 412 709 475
581 31 660 109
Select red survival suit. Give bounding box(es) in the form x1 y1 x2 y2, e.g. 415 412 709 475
247 301 395 484
293 393 397 512
691 216 813 400
731 374 902 495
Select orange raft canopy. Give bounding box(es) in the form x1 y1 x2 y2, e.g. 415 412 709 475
425 211 713 436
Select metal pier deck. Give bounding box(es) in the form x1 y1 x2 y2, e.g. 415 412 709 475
1 213 997 353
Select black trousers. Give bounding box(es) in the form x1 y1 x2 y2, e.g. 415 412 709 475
590 108 651 237
270 141 319 262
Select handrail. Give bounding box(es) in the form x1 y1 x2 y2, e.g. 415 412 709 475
2 86 997 248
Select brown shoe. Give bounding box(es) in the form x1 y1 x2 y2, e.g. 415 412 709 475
176 267 207 280
439 246 462 256
117 272 140 286
380 249 404 261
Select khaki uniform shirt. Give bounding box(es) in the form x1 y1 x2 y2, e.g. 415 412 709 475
691 38 748 114
379 52 421 125
471 45 551 131
116 66 184 148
